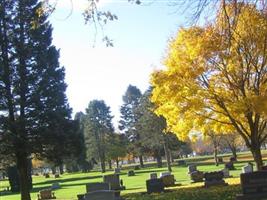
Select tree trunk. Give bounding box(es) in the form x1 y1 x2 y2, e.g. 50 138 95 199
16 152 31 200
214 145 219 166
51 167 56 175
231 147 237 161
163 140 172 172
100 158 106 173
108 160 112 170
170 152 174 163
251 145 263 170
139 155 144 168
59 164 64 174
155 150 162 168
116 158 119 168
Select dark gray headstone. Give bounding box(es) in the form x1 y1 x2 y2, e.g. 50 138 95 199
114 168 120 174
84 190 116 200
236 171 267 200
160 175 175 187
225 161 235 170
127 170 135 177
86 182 110 193
146 178 164 194
204 171 227 188
190 171 204 182
150 173 157 179
178 160 186 166
103 174 121 190
188 164 197 174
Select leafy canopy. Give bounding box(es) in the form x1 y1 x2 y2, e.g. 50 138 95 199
151 3 267 147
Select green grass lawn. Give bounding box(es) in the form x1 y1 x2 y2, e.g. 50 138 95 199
0 151 266 200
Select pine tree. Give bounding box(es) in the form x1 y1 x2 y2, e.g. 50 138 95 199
84 100 114 173
0 1 71 199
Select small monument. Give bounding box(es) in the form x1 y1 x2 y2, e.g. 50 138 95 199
103 174 125 190
177 160 186 166
86 182 110 193
146 178 164 194
204 171 228 188
84 190 116 200
127 170 135 177
188 164 197 174
242 163 253 174
114 168 121 174
236 171 267 200
190 171 204 182
221 168 231 178
150 173 157 180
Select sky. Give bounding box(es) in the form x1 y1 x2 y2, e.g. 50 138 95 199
49 0 186 128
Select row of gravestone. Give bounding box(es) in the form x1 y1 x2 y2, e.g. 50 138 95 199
77 174 125 200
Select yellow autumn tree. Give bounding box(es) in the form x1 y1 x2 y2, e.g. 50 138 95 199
151 3 267 170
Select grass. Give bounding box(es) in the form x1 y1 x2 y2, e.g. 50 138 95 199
0 151 266 200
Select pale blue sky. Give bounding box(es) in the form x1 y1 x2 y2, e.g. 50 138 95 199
49 0 185 127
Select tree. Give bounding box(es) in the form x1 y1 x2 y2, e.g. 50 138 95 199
84 100 114 173
134 88 172 171
119 85 144 167
40 118 82 174
106 133 127 169
151 3 267 170
221 132 243 160
0 0 72 199
205 131 223 166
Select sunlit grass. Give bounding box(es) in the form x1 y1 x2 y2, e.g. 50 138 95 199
0 151 266 200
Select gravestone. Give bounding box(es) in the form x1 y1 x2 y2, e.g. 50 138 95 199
103 174 123 190
221 168 231 178
160 172 171 177
188 164 197 174
54 173 60 178
86 182 110 193
51 182 60 190
150 172 157 179
114 168 120 174
160 175 176 187
225 161 235 170
44 173 50 178
190 171 204 182
178 160 186 166
146 178 164 194
236 171 267 200
134 165 140 170
204 171 228 188
84 190 116 200
242 163 253 174
37 189 56 200
127 170 135 177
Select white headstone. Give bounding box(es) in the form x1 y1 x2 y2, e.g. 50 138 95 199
222 168 230 178
242 164 253 173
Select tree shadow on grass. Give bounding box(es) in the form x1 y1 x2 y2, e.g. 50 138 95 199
33 175 103 186
134 169 167 175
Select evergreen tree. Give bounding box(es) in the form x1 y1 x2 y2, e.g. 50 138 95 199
135 88 172 170
84 100 114 173
119 85 144 167
0 1 71 199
